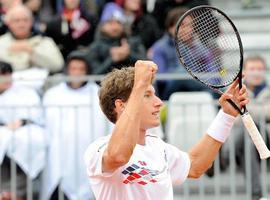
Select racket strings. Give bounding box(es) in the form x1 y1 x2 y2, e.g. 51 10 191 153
176 8 241 86
179 11 238 80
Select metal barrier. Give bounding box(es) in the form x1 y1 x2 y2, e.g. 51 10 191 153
168 101 270 200
0 75 269 200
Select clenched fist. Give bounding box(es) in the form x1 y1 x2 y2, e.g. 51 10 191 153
133 60 158 89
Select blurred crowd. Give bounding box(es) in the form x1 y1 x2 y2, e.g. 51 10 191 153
0 0 210 96
0 0 269 200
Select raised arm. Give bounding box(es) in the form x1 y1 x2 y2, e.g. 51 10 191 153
102 60 157 173
188 79 249 178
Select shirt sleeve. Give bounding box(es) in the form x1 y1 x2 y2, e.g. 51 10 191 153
84 137 123 179
165 143 191 185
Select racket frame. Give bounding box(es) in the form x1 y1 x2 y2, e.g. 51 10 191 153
174 5 245 114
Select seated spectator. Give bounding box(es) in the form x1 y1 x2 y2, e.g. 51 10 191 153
151 7 208 100
87 2 146 74
115 0 162 50
0 5 64 73
0 0 21 35
41 51 110 200
45 0 97 59
223 56 270 200
0 5 64 90
0 61 46 200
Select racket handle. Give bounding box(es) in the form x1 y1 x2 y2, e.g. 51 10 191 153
241 112 270 160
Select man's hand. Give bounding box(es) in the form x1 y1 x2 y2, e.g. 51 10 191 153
219 79 249 117
110 39 130 62
9 41 33 53
133 60 158 89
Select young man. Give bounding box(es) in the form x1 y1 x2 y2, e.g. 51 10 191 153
84 60 249 199
41 51 109 200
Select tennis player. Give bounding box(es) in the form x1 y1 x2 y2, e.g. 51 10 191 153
84 60 249 199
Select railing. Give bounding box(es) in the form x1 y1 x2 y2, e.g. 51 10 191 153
168 101 270 200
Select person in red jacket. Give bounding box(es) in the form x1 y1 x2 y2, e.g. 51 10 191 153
45 0 97 59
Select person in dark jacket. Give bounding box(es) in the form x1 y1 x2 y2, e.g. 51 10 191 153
44 0 97 59
87 2 146 75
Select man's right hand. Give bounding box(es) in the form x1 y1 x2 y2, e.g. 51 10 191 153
133 60 158 89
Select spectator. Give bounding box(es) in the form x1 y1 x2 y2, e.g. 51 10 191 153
115 0 162 50
0 61 46 200
151 7 208 100
87 2 146 74
224 56 270 200
41 51 110 200
0 5 64 73
45 0 97 59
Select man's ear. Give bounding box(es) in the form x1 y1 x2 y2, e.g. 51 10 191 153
114 99 125 113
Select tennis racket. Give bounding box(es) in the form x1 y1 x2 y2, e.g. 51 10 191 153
174 5 270 159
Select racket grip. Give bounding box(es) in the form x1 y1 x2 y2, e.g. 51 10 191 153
241 112 270 160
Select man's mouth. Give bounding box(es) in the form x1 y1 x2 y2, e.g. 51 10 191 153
152 111 160 118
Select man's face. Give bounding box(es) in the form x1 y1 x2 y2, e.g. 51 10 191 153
0 74 12 92
244 59 265 88
7 8 32 39
138 85 163 130
102 20 124 38
67 59 88 88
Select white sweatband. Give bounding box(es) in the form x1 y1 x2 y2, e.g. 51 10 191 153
207 109 236 143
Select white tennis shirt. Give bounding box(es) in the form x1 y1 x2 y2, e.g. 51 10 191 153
84 134 190 200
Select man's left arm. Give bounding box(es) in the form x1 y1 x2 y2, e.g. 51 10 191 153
188 79 249 178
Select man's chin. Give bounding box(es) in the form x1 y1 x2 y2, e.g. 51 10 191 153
144 121 160 130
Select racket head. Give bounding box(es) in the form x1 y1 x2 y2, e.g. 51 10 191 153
174 5 244 89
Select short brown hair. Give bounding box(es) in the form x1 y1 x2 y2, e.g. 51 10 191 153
99 67 134 123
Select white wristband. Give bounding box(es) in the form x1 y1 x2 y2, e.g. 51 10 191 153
207 109 236 143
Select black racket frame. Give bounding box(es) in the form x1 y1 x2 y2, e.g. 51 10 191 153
174 5 246 114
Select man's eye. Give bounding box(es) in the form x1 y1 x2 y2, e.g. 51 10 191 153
144 94 150 98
